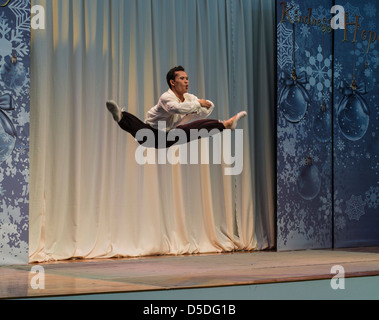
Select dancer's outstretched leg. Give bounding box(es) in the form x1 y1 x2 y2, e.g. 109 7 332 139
107 100 151 136
222 111 247 130
107 100 163 148
168 111 247 147
107 100 247 149
106 100 123 122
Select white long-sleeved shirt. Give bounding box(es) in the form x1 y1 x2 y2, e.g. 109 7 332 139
145 89 215 131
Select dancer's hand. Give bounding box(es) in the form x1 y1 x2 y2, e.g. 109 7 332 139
198 99 212 109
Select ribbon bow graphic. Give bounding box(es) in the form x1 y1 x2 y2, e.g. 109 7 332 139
338 80 368 96
280 70 308 86
0 95 17 137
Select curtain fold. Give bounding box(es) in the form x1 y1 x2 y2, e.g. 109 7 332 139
30 0 275 262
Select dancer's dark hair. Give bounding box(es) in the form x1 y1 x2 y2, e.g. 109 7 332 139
166 66 185 89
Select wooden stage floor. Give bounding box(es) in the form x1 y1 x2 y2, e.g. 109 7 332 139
1 248 379 299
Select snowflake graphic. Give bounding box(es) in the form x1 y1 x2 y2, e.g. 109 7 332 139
8 0 31 32
311 154 320 163
351 41 378 69
335 216 346 230
344 3 364 34
0 0 30 265
277 22 299 69
318 192 332 218
15 147 26 156
334 60 343 79
322 91 330 103
346 195 366 221
0 132 12 143
365 186 379 209
279 162 298 188
300 45 332 101
311 5 329 23
287 0 302 22
364 66 373 78
368 20 376 31
300 24 310 38
0 19 29 69
364 3 377 18
16 106 29 127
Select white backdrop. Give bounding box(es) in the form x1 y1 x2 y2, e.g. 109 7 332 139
29 0 275 262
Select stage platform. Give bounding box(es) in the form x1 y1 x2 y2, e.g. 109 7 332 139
2 248 379 300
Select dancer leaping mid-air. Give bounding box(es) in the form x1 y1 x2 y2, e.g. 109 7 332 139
106 66 247 149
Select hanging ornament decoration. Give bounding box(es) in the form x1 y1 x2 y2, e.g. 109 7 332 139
11 51 17 65
337 79 369 142
337 41 370 142
0 95 17 164
278 23 310 123
0 53 27 91
313 100 332 143
279 69 310 123
297 154 321 201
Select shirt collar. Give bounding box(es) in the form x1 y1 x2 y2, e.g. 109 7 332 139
168 88 187 102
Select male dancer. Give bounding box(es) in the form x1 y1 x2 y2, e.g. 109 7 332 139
106 66 247 148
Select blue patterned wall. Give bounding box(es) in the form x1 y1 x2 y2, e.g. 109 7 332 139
277 0 334 250
277 0 379 250
0 0 30 265
333 0 379 247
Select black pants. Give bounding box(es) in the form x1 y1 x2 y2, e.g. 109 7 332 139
118 112 226 149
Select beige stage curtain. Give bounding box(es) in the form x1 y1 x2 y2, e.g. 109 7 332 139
29 0 275 262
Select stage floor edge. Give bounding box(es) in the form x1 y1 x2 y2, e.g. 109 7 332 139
2 248 379 300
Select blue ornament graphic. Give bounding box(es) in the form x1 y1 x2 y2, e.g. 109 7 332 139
297 155 321 201
0 55 27 91
314 101 332 143
279 70 311 123
337 80 370 142
0 95 16 164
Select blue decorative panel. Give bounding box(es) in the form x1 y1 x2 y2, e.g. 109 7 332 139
333 0 379 247
277 0 379 250
276 0 334 250
0 0 30 265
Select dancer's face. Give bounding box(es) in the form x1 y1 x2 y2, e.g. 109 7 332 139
171 71 189 96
